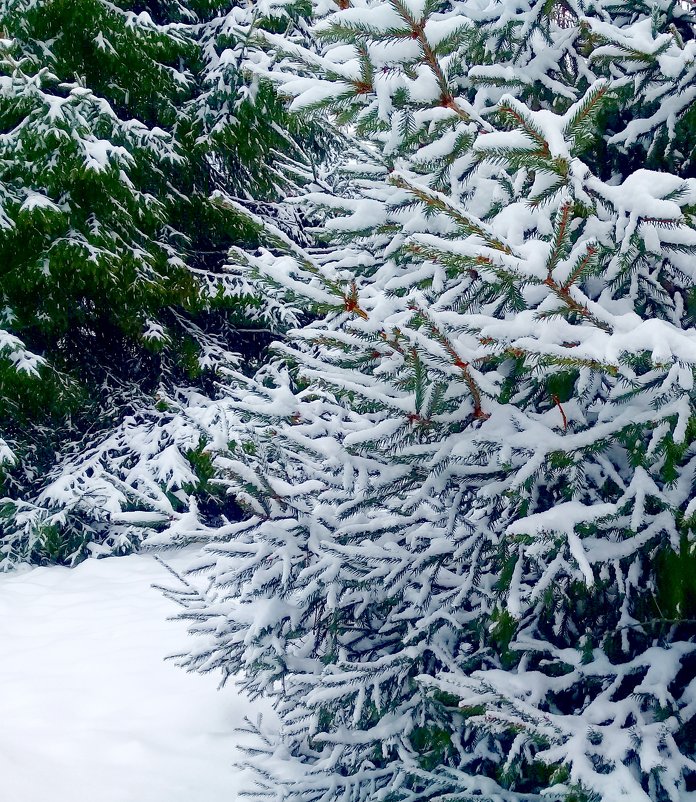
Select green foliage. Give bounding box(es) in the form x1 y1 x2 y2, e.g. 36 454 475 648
655 534 696 621
0 0 334 563
30 521 88 565
409 726 453 771
488 607 518 670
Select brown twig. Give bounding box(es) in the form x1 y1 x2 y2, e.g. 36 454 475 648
552 394 568 430
411 304 489 419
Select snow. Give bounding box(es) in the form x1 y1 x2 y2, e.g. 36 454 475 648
0 551 270 802
0 329 45 376
423 16 471 48
19 192 62 215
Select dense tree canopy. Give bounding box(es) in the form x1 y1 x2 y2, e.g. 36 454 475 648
166 1 696 800
0 0 331 563
3 1 696 800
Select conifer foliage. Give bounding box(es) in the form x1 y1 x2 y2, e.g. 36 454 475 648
172 1 696 800
0 0 323 563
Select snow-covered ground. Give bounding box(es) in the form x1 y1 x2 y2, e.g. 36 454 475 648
0 551 267 802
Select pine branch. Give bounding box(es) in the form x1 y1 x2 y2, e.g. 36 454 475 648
389 174 516 255
409 303 489 420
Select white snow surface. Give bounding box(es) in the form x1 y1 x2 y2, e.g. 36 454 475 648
0 551 268 802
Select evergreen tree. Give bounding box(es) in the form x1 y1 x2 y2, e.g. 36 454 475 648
171 1 696 800
0 0 328 564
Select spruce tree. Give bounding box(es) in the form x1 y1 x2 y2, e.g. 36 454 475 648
0 0 327 564
171 1 696 800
